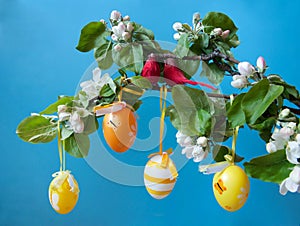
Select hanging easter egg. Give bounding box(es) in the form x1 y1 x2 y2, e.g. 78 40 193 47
144 153 178 199
102 106 137 153
213 165 250 212
48 171 80 214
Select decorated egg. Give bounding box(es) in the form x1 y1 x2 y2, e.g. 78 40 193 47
213 165 250 212
144 153 178 199
103 106 137 153
48 171 80 214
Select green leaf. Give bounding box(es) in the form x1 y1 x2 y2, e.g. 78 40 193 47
133 23 154 40
213 145 244 163
242 79 284 125
76 22 107 52
132 100 143 111
64 133 90 158
268 74 299 100
244 150 294 183
82 115 99 135
227 34 240 48
202 12 238 34
166 105 182 131
200 61 225 85
174 34 201 77
112 44 144 74
16 116 57 143
40 96 74 115
197 109 214 136
249 117 276 142
171 85 214 136
100 84 115 97
61 126 73 140
130 76 152 89
94 40 113 70
227 93 246 128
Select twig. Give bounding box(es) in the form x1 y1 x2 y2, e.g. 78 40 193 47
282 106 300 115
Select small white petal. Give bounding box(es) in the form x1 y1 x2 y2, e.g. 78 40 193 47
279 178 288 195
173 33 181 41
266 142 277 153
196 136 207 147
172 22 182 31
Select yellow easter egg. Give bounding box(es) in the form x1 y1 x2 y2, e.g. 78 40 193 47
213 165 250 212
144 153 178 199
48 171 80 214
103 107 137 153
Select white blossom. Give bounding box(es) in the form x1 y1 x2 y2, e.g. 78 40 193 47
213 28 223 36
196 136 208 147
110 10 121 21
193 12 200 21
286 141 300 164
266 142 277 153
172 22 183 31
80 67 116 101
280 166 300 195
279 108 290 118
122 32 131 41
123 15 130 21
127 23 134 32
173 33 181 41
112 22 126 38
111 34 118 41
231 74 248 89
69 112 84 133
176 131 188 146
182 146 194 159
238 62 255 76
57 105 67 114
192 145 208 162
296 134 300 144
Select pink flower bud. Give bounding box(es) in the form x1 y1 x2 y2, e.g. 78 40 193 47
123 15 130 21
221 30 230 39
110 10 121 21
122 32 131 41
99 19 106 24
213 28 223 36
111 34 118 41
127 23 134 32
113 44 122 52
238 62 255 76
256 56 266 72
193 12 200 21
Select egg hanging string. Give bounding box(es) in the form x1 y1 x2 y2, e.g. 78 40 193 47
57 121 66 172
229 95 239 165
159 85 167 155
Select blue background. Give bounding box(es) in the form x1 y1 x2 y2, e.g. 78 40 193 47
1 0 300 225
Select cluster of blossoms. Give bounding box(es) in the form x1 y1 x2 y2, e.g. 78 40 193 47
57 67 116 134
264 108 300 195
176 131 209 162
172 12 231 41
231 56 267 89
108 10 135 51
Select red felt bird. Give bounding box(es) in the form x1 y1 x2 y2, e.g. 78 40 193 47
141 53 161 84
163 58 217 90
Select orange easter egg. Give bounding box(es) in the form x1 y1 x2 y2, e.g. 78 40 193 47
213 165 250 212
48 171 80 214
103 107 137 153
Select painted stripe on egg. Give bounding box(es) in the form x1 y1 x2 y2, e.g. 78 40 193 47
146 187 173 196
144 173 176 184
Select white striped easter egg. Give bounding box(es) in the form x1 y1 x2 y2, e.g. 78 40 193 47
144 154 178 199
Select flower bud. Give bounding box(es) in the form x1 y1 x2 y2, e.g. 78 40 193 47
256 56 267 72
127 22 134 32
173 33 181 41
111 34 118 41
172 22 182 31
238 61 255 76
123 15 130 21
113 44 122 52
110 10 121 21
122 31 131 41
266 142 277 153
213 28 223 36
193 12 201 21
99 19 106 24
279 108 290 118
196 136 208 147
221 30 230 39
57 105 67 114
